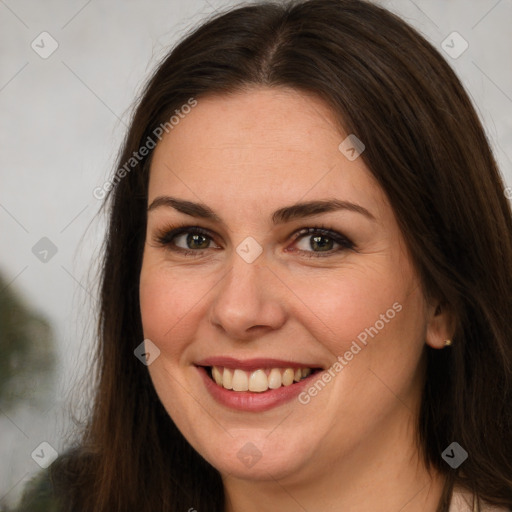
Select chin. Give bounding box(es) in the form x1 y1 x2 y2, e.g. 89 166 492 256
193 430 316 482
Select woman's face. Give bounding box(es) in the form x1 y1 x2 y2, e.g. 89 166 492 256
139 87 440 483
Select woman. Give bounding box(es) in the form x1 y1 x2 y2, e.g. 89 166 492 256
25 0 512 510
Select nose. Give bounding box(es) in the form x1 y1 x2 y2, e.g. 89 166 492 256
208 254 287 341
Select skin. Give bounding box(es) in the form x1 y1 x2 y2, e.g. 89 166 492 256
139 87 454 512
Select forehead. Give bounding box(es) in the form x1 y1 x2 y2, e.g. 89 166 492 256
148 87 388 221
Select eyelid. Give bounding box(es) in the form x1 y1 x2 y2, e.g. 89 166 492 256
288 226 355 255
153 223 355 256
155 225 217 246
154 225 220 256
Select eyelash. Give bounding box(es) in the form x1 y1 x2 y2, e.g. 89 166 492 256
154 223 355 258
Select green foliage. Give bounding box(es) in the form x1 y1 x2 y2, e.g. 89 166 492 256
0 272 56 410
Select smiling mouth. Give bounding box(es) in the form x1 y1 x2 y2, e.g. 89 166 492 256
203 366 322 393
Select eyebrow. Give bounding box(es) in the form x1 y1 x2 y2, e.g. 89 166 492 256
147 196 376 224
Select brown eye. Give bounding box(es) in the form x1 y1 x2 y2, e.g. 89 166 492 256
156 226 220 255
177 232 211 250
155 225 354 258
291 227 355 257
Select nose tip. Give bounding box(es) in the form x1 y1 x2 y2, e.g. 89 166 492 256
208 258 287 340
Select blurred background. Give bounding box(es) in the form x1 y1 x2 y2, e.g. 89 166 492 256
0 0 511 508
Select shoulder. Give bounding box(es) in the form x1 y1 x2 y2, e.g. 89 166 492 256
15 468 61 512
449 486 511 512
15 447 90 512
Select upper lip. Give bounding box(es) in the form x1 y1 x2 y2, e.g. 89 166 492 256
195 357 323 371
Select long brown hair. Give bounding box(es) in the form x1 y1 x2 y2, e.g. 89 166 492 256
52 0 512 510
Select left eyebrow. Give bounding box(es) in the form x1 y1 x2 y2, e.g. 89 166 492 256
147 196 376 224
271 199 376 224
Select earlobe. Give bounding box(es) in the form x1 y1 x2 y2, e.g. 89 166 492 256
425 301 456 350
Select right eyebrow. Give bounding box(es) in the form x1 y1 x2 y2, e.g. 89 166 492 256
148 196 222 222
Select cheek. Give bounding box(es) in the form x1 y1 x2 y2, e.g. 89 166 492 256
139 256 224 364
286 262 409 350
140 261 197 353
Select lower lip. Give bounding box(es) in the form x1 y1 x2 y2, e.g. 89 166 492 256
197 366 317 412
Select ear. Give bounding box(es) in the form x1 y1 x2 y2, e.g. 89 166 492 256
425 300 456 349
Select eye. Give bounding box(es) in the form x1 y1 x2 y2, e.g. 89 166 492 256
289 227 355 257
155 225 220 256
154 224 355 258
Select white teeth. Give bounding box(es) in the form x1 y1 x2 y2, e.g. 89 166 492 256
268 368 282 389
212 366 223 385
210 365 315 392
223 368 233 390
248 369 268 392
282 368 294 386
232 369 249 391
212 366 312 393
